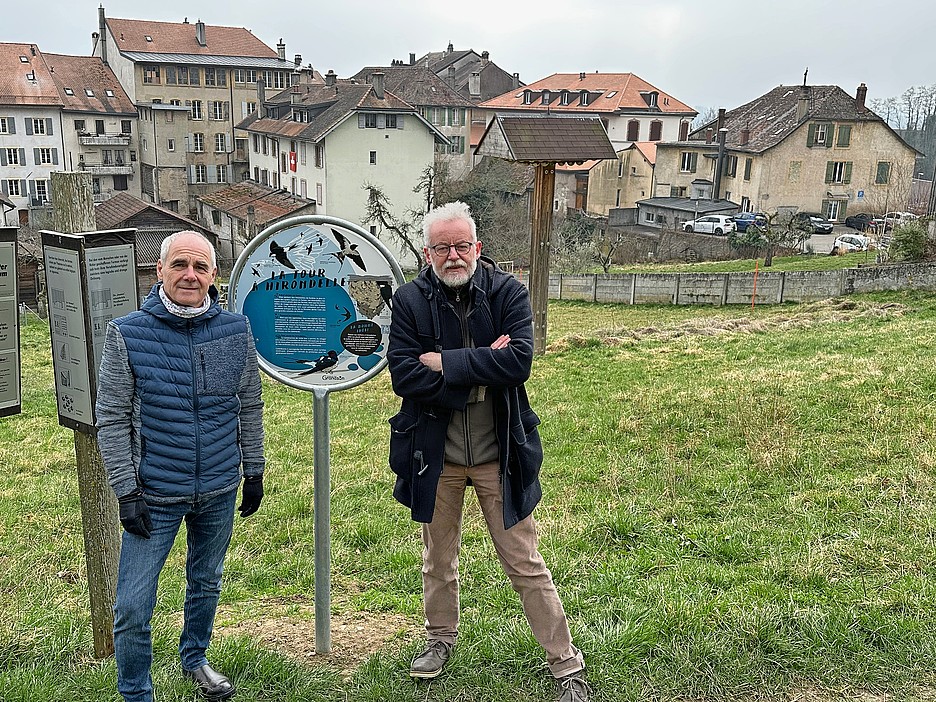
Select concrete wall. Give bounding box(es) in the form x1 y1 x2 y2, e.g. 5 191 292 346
534 261 936 305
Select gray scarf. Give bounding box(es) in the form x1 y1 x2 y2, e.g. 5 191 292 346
159 285 211 318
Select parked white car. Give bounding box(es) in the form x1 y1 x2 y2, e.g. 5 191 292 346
883 211 918 229
832 233 872 252
683 215 735 235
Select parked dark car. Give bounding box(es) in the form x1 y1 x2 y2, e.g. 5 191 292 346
843 212 881 233
793 212 834 234
732 212 768 232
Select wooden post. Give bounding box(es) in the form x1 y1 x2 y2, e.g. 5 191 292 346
51 172 120 659
529 163 556 356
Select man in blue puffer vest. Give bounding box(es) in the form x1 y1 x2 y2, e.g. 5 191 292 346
96 230 265 702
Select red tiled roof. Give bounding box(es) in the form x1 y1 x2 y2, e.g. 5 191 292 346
106 17 278 58
0 43 61 106
480 72 695 115
44 54 136 114
197 181 314 226
633 141 657 165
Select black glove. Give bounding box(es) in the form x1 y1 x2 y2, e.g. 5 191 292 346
118 491 152 539
238 476 264 518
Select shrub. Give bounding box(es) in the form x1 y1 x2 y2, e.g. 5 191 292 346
888 219 928 261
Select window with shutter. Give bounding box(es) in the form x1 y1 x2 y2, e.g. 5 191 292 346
876 161 890 184
836 124 851 147
744 158 752 181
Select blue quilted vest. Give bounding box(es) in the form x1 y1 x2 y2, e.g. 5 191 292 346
115 287 249 500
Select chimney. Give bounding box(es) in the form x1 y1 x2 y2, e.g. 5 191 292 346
195 20 206 47
277 39 286 61
257 79 266 117
291 91 301 104
448 65 456 89
740 127 750 146
512 72 519 89
98 6 108 65
716 108 726 132
705 128 714 144
409 52 416 65
468 71 481 99
325 70 336 87
856 82 868 112
579 71 586 81
796 85 810 121
713 128 728 200
371 72 385 99
446 41 453 55
294 54 302 68
481 50 489 65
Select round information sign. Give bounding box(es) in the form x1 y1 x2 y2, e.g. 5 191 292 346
228 215 405 392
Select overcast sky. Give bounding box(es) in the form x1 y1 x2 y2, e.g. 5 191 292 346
2 0 930 114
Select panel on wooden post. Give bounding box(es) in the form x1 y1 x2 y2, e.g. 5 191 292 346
50 172 120 659
529 163 555 356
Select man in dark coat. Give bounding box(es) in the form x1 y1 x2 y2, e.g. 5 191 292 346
387 202 589 702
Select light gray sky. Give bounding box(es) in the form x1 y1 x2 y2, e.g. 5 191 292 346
3 0 929 113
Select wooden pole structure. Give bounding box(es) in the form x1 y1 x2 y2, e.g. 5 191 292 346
529 163 556 356
51 171 120 659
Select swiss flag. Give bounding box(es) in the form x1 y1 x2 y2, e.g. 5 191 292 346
289 152 297 171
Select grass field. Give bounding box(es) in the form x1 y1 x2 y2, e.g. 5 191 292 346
2 291 936 701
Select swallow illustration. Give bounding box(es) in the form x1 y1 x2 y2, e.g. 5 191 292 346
337 306 353 322
376 280 394 310
251 266 261 277
306 242 316 255
329 228 367 271
294 350 339 375
270 240 296 269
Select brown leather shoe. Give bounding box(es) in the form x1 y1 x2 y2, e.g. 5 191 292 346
184 663 236 700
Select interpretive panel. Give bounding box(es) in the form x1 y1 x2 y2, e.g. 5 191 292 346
0 228 20 417
229 216 405 392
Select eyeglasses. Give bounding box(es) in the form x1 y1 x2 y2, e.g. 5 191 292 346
428 241 475 257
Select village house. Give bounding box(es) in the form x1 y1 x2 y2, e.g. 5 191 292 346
653 83 921 222
237 71 448 266
351 65 475 179
91 7 300 214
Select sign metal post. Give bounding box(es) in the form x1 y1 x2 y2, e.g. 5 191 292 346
229 215 404 653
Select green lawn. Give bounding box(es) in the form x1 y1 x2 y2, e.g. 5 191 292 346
2 291 936 701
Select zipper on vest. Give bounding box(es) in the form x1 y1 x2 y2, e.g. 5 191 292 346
190 321 201 500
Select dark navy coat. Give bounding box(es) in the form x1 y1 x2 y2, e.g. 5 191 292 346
387 257 543 529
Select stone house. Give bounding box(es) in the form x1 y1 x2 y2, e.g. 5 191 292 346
653 83 921 221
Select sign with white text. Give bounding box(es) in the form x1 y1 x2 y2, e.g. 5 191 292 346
229 216 405 392
0 227 20 417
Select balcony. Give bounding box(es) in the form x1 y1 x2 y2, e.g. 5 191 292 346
83 163 134 176
78 133 131 146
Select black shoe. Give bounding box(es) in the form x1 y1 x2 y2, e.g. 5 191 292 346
409 639 453 679
184 663 236 701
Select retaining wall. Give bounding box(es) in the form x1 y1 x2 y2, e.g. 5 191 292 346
529 262 936 305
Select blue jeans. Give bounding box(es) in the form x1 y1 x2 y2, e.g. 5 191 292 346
114 489 237 702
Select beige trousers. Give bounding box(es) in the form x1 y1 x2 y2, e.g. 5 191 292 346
421 460 585 678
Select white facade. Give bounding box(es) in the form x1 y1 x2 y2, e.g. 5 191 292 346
0 107 64 223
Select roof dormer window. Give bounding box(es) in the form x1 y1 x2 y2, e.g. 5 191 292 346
541 90 551 105
523 90 533 105
19 56 29 63
580 90 590 106
106 89 115 97
64 87 74 95
560 91 570 105
85 89 94 97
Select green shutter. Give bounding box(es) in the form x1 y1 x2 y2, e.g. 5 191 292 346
824 124 834 147
744 158 752 180
825 162 834 183
690 152 697 173
807 123 816 147
821 199 830 217
837 124 851 146
843 162 852 184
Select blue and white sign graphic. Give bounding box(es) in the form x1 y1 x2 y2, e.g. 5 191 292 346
229 216 405 392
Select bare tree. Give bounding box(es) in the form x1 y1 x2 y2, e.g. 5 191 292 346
361 183 424 269
727 212 810 266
